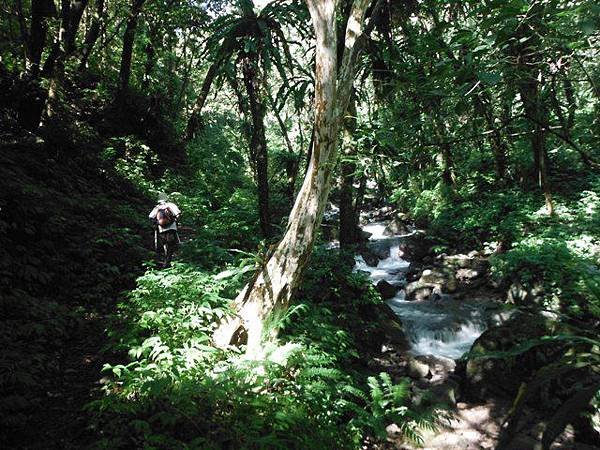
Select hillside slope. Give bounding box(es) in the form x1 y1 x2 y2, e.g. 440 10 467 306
0 137 154 447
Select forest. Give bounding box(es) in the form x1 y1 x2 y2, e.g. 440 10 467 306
1 0 599 448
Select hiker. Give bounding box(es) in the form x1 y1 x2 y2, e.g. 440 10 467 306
149 199 181 267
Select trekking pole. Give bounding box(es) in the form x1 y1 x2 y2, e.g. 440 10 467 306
154 226 158 252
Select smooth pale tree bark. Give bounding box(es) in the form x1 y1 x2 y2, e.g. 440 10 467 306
213 0 371 356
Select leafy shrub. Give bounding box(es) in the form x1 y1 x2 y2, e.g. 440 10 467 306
491 187 600 316
90 250 435 449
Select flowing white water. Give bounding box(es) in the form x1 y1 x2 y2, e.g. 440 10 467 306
388 297 488 359
362 222 388 240
355 221 490 359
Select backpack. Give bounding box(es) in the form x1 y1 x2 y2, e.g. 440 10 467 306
157 207 175 227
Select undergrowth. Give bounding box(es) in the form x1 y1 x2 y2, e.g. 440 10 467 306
396 177 600 317
0 141 151 443
89 249 439 449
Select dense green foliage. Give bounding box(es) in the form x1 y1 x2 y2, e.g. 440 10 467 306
89 252 438 449
1 0 599 447
0 142 151 443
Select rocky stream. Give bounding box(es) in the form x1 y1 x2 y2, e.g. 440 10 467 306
352 214 599 450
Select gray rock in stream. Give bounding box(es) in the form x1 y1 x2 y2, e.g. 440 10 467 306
462 314 556 401
383 218 410 236
405 267 458 300
407 357 431 379
376 280 398 299
428 379 459 406
415 355 456 383
359 250 379 267
360 230 373 241
366 239 392 259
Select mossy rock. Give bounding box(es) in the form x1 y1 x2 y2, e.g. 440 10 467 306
462 314 558 401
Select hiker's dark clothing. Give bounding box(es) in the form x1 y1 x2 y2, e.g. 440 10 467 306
158 229 178 266
149 202 180 232
149 201 181 267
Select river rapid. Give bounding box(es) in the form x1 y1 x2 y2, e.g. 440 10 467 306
355 222 495 360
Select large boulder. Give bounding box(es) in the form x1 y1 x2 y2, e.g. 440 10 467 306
360 230 373 241
415 355 457 382
456 268 481 281
460 314 557 401
399 231 430 260
359 250 379 267
383 218 410 236
506 279 545 305
373 303 410 350
407 356 431 379
443 254 489 271
428 378 460 407
367 239 392 259
405 267 457 300
376 280 398 299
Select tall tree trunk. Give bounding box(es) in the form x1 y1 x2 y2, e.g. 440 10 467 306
563 77 575 131
339 96 359 250
242 53 271 238
28 0 56 77
432 112 456 191
118 0 145 94
550 74 600 170
477 94 507 181
40 0 88 126
354 173 367 217
19 0 55 129
509 3 553 214
285 155 300 207
41 0 71 123
15 0 30 67
270 99 300 207
141 39 155 91
304 126 315 175
78 0 105 70
41 0 89 77
64 0 89 54
519 77 554 215
213 0 371 357
185 60 220 140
